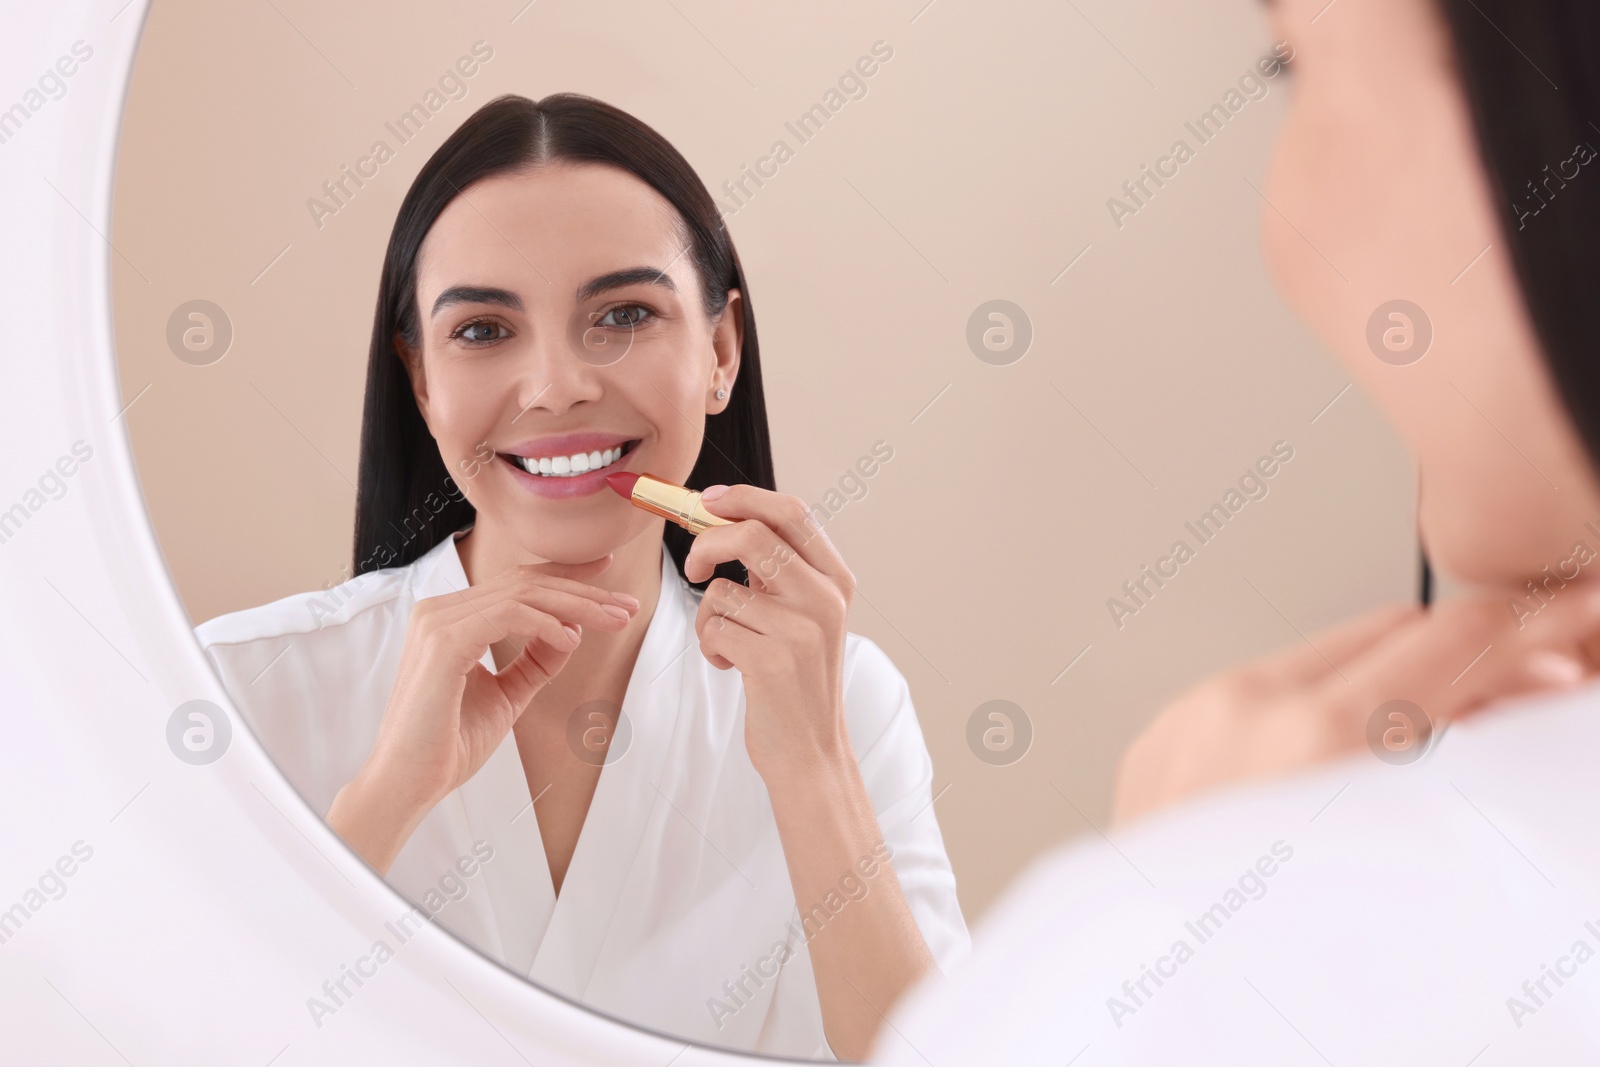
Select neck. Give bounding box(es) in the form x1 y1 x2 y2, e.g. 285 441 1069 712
455 515 667 706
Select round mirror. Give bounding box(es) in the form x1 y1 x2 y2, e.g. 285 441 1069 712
80 0 1417 1060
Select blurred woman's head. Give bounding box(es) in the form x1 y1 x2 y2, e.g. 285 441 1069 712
353 93 773 589
1260 0 1600 590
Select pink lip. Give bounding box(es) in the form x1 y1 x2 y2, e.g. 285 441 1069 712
499 438 640 500
501 432 640 459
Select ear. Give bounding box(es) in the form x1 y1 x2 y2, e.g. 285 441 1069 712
707 288 744 416
395 332 431 426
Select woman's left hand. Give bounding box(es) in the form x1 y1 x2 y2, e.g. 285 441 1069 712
686 484 936 1061
682 483 856 783
1112 586 1600 826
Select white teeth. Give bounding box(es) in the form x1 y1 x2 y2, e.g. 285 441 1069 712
513 445 627 478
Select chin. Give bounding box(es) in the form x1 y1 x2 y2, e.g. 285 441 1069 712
517 513 658 566
520 532 623 565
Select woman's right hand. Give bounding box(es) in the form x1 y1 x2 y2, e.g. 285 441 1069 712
327 555 640 872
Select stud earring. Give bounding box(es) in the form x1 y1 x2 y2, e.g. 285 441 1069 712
716 387 727 400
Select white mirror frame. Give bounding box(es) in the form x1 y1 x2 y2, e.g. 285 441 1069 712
1 5 789 1063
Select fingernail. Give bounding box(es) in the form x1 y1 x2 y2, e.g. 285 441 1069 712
563 624 582 642
701 484 728 502
602 604 631 621
611 591 640 608
1528 651 1585 685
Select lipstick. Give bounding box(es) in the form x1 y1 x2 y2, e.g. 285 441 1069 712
604 471 733 536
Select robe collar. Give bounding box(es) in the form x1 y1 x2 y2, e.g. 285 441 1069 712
408 526 700 989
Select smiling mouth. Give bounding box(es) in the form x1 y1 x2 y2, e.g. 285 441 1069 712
501 439 641 478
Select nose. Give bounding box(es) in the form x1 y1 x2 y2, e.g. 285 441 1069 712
512 311 605 420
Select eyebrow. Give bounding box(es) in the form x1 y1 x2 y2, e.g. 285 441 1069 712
575 266 677 303
430 285 523 319
429 267 679 319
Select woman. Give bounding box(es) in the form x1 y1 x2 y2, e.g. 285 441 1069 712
876 0 1600 1062
195 93 966 1061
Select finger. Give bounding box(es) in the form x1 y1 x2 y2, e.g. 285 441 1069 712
1418 588 1600 702
699 610 760 671
1323 595 1580 736
490 600 585 651
435 575 640 633
493 626 582 711
1505 580 1600 657
503 579 637 630
696 579 778 639
478 562 637 609
432 598 581 676
697 485 852 588
1307 603 1424 671
685 518 813 597
693 590 741 668
440 579 634 634
1432 646 1588 729
1469 587 1600 697
1240 602 1423 692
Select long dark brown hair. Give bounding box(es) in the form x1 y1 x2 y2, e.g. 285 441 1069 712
351 93 773 590
1437 2 1600 469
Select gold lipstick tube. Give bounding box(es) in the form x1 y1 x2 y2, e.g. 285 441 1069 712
626 473 734 536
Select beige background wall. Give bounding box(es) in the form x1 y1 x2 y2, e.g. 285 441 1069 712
111 0 1417 927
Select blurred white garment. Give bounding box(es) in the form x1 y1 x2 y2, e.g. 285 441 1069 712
194 526 969 1059
876 680 1600 1066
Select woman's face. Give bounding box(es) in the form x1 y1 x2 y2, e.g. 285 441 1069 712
401 162 741 562
1261 0 1600 590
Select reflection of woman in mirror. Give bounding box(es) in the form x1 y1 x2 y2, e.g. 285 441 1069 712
878 0 1600 1061
195 93 966 1060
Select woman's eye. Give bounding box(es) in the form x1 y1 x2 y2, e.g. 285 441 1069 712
596 304 652 329
453 319 508 344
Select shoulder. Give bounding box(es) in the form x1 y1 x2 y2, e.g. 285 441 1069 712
191 558 433 812
840 631 934 783
838 633 972 969
885 682 1600 1063
192 556 430 705
194 562 416 652
842 630 910 702
841 632 916 734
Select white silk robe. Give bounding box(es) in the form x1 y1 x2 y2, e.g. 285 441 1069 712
196 526 969 1058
